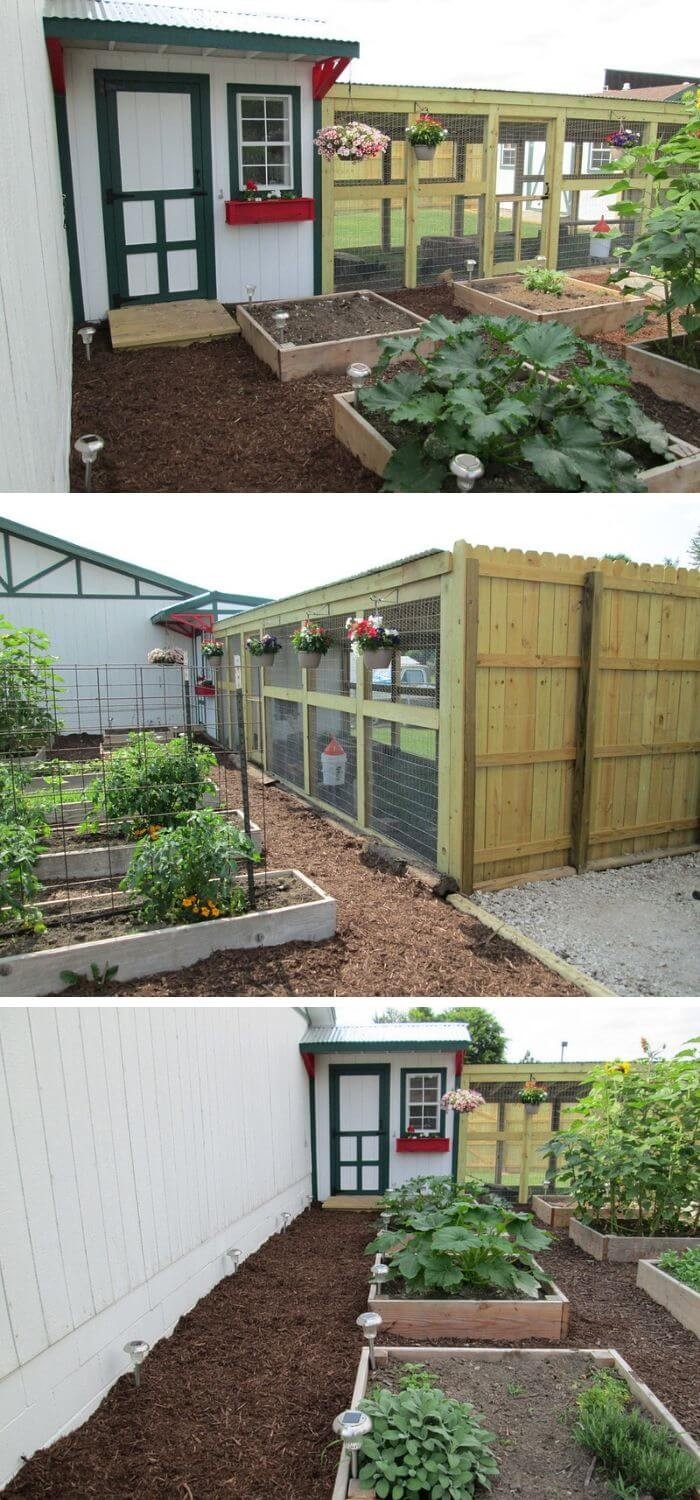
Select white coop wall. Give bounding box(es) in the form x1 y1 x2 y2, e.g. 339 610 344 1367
64 48 316 320
0 1007 312 1488
314 1050 458 1202
0 0 73 491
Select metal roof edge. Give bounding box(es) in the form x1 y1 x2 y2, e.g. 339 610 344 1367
0 514 204 596
43 15 360 56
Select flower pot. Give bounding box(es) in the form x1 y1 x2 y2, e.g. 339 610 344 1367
609 146 624 160
413 143 437 160
297 650 322 669
260 651 277 665
364 647 394 669
523 1102 541 1115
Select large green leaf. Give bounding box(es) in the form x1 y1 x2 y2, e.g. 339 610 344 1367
428 342 484 383
430 1227 482 1252
418 312 463 342
382 440 445 492
391 390 446 426
375 332 424 372
521 416 613 490
359 371 425 415
508 321 580 370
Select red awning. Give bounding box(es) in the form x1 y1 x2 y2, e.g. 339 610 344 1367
157 611 214 639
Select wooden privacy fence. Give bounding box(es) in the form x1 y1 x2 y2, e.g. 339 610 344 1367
215 543 700 892
321 83 686 292
455 1063 593 1202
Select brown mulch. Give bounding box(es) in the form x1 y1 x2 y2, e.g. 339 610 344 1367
70 281 698 492
4 1212 697 1500
250 292 422 344
71 765 582 997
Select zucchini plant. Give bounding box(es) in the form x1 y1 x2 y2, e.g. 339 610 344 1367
358 313 672 491
366 1199 551 1298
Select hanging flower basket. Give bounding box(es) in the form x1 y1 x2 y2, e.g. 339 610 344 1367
440 1088 485 1114
201 640 224 660
406 114 449 161
291 619 332 670
518 1079 549 1114
346 615 400 671
246 633 281 662
314 120 390 162
147 647 185 666
604 129 640 160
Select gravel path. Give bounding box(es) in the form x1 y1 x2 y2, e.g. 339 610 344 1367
473 853 700 997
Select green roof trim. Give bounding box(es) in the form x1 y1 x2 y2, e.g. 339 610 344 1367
43 17 360 57
300 1023 470 1053
0 516 203 596
151 588 271 623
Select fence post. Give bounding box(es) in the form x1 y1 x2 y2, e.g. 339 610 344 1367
404 110 420 288
571 568 603 872
446 542 479 892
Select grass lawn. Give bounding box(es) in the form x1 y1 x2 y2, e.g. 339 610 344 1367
370 724 436 759
334 203 541 251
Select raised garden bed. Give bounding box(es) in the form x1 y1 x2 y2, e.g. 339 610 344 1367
34 809 261 884
569 1216 699 1264
637 1259 700 1338
0 869 335 997
333 387 700 492
453 272 645 335
531 1194 576 1230
626 336 700 415
235 290 427 382
367 1267 570 1340
333 1346 700 1500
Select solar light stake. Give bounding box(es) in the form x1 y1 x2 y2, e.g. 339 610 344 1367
347 361 371 391
123 1339 150 1388
226 1247 242 1271
380 1210 393 1227
370 1262 390 1293
333 1410 373 1480
245 284 256 303
281 1210 292 1231
272 309 290 330
465 258 477 281
74 433 104 491
78 325 96 360
450 452 484 492
535 254 547 269
356 1311 383 1370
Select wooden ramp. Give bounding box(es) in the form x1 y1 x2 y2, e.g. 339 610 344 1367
322 1195 381 1211
109 298 239 351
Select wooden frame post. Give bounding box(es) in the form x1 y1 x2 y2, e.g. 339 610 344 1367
445 542 479 892
404 111 420 288
571 569 603 872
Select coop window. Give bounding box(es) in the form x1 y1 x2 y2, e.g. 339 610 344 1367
401 1069 447 1136
589 143 612 170
500 143 516 168
228 86 301 193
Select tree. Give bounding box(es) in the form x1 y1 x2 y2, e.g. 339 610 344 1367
0 618 62 754
689 529 700 568
373 1007 412 1023
405 1005 507 1063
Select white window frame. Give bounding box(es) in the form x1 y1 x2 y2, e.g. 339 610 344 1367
589 142 613 171
405 1070 443 1136
237 92 294 191
500 143 517 169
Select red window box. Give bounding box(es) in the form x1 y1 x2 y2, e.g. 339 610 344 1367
396 1136 450 1153
195 683 215 697
225 197 315 226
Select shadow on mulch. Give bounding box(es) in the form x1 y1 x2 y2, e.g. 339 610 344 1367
5 1214 697 1500
69 282 699 493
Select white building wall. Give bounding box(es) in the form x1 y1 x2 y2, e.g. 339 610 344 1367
314 1050 458 1202
0 0 73 491
0 1006 312 1487
64 48 315 321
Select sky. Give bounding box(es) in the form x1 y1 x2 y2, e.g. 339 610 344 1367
5 497 698 601
333 998 700 1061
134 0 698 94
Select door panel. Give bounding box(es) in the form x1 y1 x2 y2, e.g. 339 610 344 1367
96 72 215 308
330 1066 390 1195
492 120 552 272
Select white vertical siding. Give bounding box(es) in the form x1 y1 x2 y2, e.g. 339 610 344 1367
0 0 73 491
0 1006 312 1487
64 47 315 320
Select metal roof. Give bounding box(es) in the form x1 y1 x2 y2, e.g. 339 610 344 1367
43 1 359 47
151 589 270 625
0 515 204 596
300 1023 470 1053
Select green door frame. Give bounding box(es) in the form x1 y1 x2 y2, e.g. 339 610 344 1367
94 69 216 308
329 1063 390 1195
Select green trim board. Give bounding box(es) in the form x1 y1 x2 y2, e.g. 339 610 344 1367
313 98 322 293
329 1064 390 1195
0 517 203 595
227 84 302 197
95 70 216 308
44 18 359 58
309 1074 318 1203
301 1040 465 1053
151 589 271 624
399 1066 447 1139
53 93 84 325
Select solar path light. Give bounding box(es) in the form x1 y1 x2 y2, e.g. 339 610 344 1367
465 258 477 281
123 1339 150 1388
370 1261 390 1293
227 1247 242 1271
78 324 96 360
271 309 290 330
450 453 484 492
333 1410 373 1480
356 1310 383 1369
379 1210 393 1228
74 433 104 491
535 254 547 269
245 284 256 303
281 1210 291 1231
347 361 371 391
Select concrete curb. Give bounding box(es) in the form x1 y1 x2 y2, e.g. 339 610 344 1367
446 893 615 997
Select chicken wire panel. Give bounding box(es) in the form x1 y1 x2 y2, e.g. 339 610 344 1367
332 111 409 186
309 613 354 697
562 116 643 177
334 196 406 291
264 697 304 788
261 627 301 690
416 113 487 185
369 597 440 710
556 187 645 269
417 196 484 284
494 199 543 264
309 705 357 820
365 718 438 864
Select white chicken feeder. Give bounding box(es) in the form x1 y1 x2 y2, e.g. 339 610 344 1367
321 736 347 787
590 215 612 260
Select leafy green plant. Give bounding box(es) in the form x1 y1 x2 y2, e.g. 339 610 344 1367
396 1363 438 1392
84 733 216 838
358 314 672 492
122 809 259 926
574 1368 700 1499
0 822 45 932
60 962 120 989
521 266 566 296
0 763 49 839
377 1174 487 1226
547 1042 700 1236
0 618 62 755
357 1384 498 1499
366 1199 551 1298
657 1247 700 1292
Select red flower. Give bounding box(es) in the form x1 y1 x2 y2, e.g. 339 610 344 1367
245 178 257 190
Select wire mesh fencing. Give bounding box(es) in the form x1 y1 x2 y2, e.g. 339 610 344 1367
459 1074 591 1201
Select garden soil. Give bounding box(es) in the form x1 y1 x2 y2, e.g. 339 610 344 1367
4 1215 697 1500
470 273 623 311
71 766 583 996
69 282 698 492
249 293 422 344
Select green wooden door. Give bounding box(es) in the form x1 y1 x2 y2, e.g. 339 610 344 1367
95 71 216 308
330 1065 390 1195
